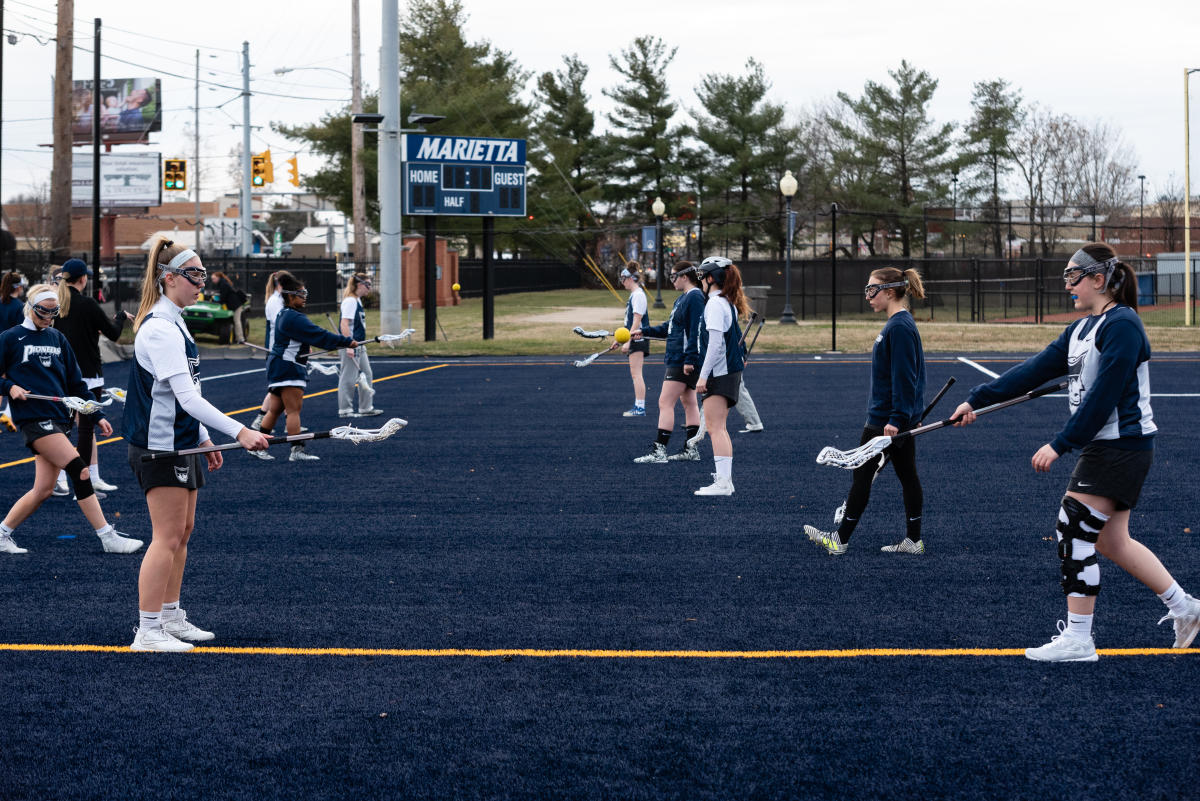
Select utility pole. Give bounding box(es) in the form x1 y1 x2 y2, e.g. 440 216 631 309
240 41 253 258
49 0 74 262
90 18 100 280
350 0 366 272
195 49 202 253
378 0 402 333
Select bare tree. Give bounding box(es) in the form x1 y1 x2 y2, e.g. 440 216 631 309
1011 104 1078 256
8 182 53 252
1069 118 1137 219
1156 174 1185 254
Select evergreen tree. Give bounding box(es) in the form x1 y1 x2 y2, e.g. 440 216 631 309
830 60 955 256
964 79 1023 256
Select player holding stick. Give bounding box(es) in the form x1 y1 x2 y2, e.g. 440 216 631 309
619 267 650 417
0 284 142 555
125 237 270 651
336 273 382 418
951 243 1200 660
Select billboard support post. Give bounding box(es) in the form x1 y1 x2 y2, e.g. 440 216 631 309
91 18 101 285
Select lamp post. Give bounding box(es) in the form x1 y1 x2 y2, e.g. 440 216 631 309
1138 174 1146 261
1186 68 1197 326
778 170 798 324
951 171 959 259
652 196 666 309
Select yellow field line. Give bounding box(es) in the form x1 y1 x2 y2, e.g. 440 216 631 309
0 364 448 470
0 643 1193 658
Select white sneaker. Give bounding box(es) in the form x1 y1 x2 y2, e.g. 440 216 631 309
880 537 925 554
247 448 275 461
1024 621 1098 662
694 473 734 496
1158 595 1200 648
0 535 29 554
130 626 194 653
52 478 70 497
633 443 668 464
289 445 320 462
91 476 119 493
738 423 764 433
163 610 215 642
98 529 144 554
337 410 359 418
357 408 384 417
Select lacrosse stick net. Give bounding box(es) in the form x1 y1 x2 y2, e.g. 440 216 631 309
572 326 612 339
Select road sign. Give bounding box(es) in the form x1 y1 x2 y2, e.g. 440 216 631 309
401 134 526 217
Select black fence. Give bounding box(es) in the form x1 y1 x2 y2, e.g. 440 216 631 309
457 258 582 297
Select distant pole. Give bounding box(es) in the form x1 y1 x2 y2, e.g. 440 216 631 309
350 0 367 271
651 196 666 308
778 170 798 324
1138 174 1145 261
49 0 73 262
378 0 403 334
830 202 838 352
240 41 252 258
424 216 437 342
482 217 495 339
90 18 100 279
195 49 202 253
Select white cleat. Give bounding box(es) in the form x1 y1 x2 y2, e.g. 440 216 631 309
163 610 215 642
0 535 29 554
91 476 119 493
880 537 925 554
289 445 320 462
130 627 194 653
738 423 764 433
633 443 668 464
52 478 70 497
694 474 734 496
247 448 275 461
1158 595 1200 649
98 529 144 554
1024 621 1098 662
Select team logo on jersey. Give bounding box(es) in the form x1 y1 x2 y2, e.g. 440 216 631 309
175 465 190 483
39 421 54 430
188 355 201 386
21 344 60 366
1067 350 1087 408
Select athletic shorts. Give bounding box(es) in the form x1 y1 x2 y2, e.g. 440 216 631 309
268 383 305 397
664 364 698 390
1067 443 1153 511
702 371 742 407
626 339 649 356
128 444 206 493
21 419 72 453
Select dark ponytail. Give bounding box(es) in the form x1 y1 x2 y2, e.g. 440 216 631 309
1079 242 1137 310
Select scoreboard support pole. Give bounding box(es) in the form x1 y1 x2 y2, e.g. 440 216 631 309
424 215 438 342
482 217 495 339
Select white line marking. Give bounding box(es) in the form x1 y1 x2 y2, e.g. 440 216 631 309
956 356 1000 379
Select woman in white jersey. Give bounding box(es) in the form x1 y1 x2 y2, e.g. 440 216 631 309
619 267 650 417
124 237 269 652
337 273 381 418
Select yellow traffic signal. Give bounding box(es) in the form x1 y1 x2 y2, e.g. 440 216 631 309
164 158 187 191
286 155 300 188
262 149 274 184
251 153 268 187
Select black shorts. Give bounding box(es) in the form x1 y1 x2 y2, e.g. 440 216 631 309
1067 443 1153 511
268 384 305 397
664 364 698 390
128 444 206 493
702 372 742 407
626 339 649 356
21 419 73 453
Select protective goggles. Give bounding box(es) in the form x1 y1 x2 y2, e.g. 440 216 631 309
282 288 309 300
670 266 698 281
160 264 207 288
30 302 61 320
1062 252 1119 288
864 280 906 299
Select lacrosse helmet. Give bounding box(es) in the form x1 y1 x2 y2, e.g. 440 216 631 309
697 256 733 285
619 267 640 283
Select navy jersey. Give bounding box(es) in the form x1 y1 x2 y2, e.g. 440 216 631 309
867 309 926 429
697 294 744 378
125 302 203 450
624 287 649 331
0 298 23 331
642 287 704 367
267 307 353 387
0 319 89 425
966 305 1155 453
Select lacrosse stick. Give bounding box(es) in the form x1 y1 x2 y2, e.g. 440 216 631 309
140 417 408 461
572 326 613 339
572 341 619 368
239 340 338 376
307 331 416 358
816 380 1068 470
24 393 113 416
104 387 127 404
832 376 956 525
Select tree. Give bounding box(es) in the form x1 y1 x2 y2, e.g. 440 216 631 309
1011 104 1076 256
1155 175 1185 254
529 54 602 265
601 36 681 219
690 58 799 262
1069 118 1137 220
829 61 955 257
963 79 1022 256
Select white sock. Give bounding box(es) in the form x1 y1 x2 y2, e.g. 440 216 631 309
1066 612 1093 640
715 455 732 479
0 522 14 537
58 469 67 484
139 610 162 631
1158 582 1190 614
635 399 645 410
90 464 100 482
161 601 181 622
95 524 113 537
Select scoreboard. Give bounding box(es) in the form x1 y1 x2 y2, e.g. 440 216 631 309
402 134 526 217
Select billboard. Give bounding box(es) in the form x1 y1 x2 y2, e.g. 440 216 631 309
71 77 162 141
72 152 162 210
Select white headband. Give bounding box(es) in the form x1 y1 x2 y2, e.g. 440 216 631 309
160 249 200 271
32 290 58 305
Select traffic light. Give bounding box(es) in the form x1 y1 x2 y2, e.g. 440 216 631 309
286 155 300 188
251 149 274 187
163 158 187 191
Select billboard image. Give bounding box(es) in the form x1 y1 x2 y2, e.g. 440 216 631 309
71 77 162 140
72 152 162 210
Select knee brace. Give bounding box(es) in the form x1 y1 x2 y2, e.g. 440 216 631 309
65 457 94 501
1056 496 1107 597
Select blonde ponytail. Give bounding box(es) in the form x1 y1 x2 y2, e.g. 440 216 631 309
56 278 73 318
135 236 188 331
902 268 925 300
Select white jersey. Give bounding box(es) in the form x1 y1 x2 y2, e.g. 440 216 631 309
264 291 284 351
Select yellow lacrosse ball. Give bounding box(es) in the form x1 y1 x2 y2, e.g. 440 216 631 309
452 282 461 292
615 327 631 344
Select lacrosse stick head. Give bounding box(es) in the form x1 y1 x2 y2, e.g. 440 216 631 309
573 352 601 368
307 361 339 376
378 330 416 349
330 417 407 444
104 387 127 403
815 435 892 470
64 395 113 416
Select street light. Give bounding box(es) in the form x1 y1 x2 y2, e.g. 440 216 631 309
1186 67 1198 327
1138 174 1146 260
951 171 959 259
651 196 666 309
778 170 798 324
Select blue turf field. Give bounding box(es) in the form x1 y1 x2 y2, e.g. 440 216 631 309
1 353 1198 799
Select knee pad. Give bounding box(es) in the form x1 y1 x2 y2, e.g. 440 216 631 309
1056 496 1107 597
65 457 94 501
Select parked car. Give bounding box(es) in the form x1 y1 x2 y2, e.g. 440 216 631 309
181 295 249 344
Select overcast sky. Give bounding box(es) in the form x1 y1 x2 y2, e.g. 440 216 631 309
3 0 1197 207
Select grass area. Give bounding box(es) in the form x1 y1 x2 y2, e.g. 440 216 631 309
195 289 1198 356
